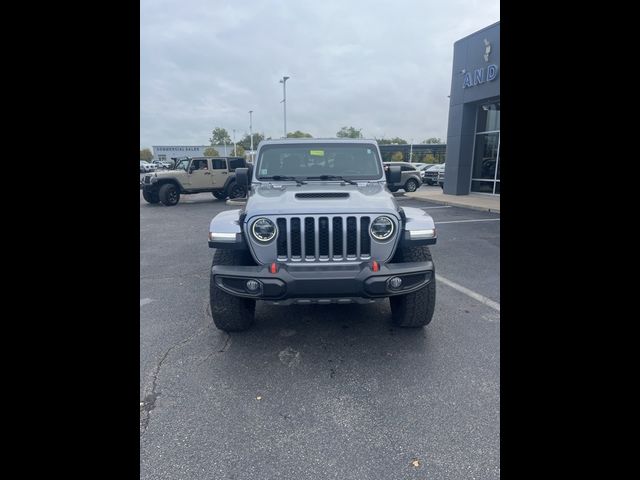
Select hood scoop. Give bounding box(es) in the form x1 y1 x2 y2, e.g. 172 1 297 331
295 192 350 199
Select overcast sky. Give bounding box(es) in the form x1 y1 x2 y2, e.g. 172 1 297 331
140 0 499 148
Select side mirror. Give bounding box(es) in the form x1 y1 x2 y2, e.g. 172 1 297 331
235 167 249 188
387 165 401 184
189 166 196 173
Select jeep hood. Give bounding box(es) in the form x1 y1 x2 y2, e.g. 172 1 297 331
244 182 400 218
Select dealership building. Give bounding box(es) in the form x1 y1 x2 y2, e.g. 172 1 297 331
445 21 500 195
152 145 238 163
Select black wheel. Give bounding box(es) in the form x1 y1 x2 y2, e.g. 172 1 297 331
159 183 180 206
404 178 419 192
142 189 160 204
227 182 247 199
388 186 399 193
210 249 256 332
389 245 436 328
426 180 434 186
212 191 227 200
440 184 444 189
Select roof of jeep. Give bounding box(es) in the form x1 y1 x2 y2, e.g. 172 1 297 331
258 138 378 146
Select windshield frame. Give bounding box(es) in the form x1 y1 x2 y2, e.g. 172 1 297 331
255 143 384 182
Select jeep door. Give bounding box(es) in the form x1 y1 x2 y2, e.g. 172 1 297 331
210 158 229 188
187 158 213 189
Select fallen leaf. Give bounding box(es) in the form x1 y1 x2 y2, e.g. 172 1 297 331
411 459 420 468
256 396 262 400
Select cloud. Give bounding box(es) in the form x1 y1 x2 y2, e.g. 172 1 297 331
140 0 499 147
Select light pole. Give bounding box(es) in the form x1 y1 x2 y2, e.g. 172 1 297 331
233 129 236 156
279 75 290 138
249 110 254 162
409 139 414 162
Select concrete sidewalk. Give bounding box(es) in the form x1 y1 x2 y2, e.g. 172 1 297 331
405 188 500 213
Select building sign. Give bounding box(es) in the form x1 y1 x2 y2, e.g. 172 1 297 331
154 146 206 152
462 37 498 89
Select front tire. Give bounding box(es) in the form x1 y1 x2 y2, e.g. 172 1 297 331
404 178 419 192
159 183 180 206
389 245 436 328
388 186 399 193
210 249 256 332
142 189 160 204
227 182 247 199
212 191 227 200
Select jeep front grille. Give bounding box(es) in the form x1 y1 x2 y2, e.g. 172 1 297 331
275 215 371 261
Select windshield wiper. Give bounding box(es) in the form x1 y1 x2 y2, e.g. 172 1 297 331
258 175 306 185
305 175 358 185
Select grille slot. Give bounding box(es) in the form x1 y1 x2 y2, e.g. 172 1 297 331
346 217 357 256
333 217 343 258
276 218 287 256
290 218 301 257
304 217 315 258
319 217 329 256
360 217 371 256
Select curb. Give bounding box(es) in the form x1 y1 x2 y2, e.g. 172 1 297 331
404 193 500 214
226 198 247 206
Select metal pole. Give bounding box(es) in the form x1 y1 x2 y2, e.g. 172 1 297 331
233 129 236 156
410 140 413 162
280 76 289 138
249 110 253 161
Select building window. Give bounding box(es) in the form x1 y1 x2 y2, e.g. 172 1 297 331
471 101 500 195
158 155 166 162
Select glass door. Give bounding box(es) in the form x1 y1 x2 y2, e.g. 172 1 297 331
471 102 500 195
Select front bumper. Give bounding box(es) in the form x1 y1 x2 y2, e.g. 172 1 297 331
211 260 434 301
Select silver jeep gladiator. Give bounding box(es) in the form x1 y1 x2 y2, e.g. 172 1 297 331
207 139 437 331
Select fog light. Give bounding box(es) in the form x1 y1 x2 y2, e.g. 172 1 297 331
388 276 403 289
246 280 260 292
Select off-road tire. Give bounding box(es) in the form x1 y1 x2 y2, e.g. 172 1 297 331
210 249 256 332
389 245 436 328
388 186 399 193
227 181 247 199
212 191 227 200
142 190 160 204
159 183 180 206
404 178 419 192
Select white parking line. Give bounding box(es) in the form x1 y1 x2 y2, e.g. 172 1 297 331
435 218 500 224
420 206 452 210
140 298 153 307
436 275 500 312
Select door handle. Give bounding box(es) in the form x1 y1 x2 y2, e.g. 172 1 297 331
204 172 211 175
221 172 228 174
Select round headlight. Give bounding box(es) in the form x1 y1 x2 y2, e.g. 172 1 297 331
251 218 277 242
370 216 395 241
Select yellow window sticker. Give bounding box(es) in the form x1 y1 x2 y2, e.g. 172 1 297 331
310 150 325 156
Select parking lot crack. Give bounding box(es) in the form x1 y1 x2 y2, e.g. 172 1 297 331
140 326 206 437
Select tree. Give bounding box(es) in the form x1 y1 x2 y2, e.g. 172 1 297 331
233 145 245 157
286 130 313 138
336 126 363 138
376 137 407 145
140 148 153 161
209 127 231 145
203 147 219 156
422 137 442 144
237 132 266 150
391 151 404 161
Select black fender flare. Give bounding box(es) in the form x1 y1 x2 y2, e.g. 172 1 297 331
155 178 185 193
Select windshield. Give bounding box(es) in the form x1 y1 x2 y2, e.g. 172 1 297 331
256 143 382 180
174 159 190 171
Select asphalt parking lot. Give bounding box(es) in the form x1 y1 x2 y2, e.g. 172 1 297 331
140 186 500 479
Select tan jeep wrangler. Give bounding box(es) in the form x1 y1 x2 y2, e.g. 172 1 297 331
141 156 248 206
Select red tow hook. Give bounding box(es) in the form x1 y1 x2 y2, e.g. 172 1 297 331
371 260 380 272
270 262 279 274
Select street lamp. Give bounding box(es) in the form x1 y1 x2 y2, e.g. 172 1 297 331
249 110 253 162
233 129 236 156
279 75 290 138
